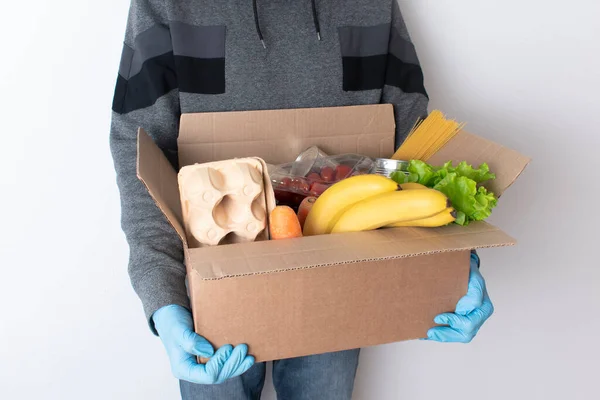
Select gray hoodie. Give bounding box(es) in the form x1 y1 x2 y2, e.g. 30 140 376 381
110 0 428 332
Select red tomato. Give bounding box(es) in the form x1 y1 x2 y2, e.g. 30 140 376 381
281 177 292 187
307 172 322 182
310 182 331 196
299 182 310 192
320 166 335 182
335 165 353 180
291 178 310 193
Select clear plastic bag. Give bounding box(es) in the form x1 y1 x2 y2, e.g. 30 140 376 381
268 148 375 209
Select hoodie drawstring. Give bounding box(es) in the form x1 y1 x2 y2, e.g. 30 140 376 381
311 0 322 41
252 0 266 48
252 0 321 48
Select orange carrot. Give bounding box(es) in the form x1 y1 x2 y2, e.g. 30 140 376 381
270 206 303 240
297 197 316 229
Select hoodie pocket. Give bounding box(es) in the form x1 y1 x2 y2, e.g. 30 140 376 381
170 22 226 94
338 24 391 91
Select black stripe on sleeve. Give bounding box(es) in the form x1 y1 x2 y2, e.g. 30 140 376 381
174 56 225 95
112 52 177 114
342 55 387 91
385 54 428 98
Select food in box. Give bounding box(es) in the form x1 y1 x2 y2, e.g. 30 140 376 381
268 149 375 209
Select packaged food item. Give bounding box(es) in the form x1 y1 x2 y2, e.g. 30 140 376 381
178 157 276 248
371 158 409 178
289 146 329 177
268 148 375 208
391 110 464 162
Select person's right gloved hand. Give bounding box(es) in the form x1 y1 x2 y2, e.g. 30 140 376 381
153 304 255 384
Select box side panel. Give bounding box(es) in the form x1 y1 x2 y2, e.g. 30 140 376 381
177 105 396 166
189 221 515 279
136 128 187 244
427 131 531 197
191 251 470 362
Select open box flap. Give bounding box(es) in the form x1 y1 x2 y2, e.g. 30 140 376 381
136 128 187 245
427 131 531 197
177 104 396 166
189 221 516 280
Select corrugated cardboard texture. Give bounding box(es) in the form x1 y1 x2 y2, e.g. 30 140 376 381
177 104 396 167
427 131 531 197
191 251 470 362
136 128 187 244
188 221 515 279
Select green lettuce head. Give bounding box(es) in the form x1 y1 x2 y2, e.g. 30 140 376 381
390 160 498 225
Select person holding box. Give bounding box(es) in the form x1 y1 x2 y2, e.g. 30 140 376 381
109 0 493 398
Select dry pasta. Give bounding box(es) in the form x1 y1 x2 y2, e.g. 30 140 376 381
392 111 464 161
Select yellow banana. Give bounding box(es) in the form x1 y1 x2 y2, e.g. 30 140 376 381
331 189 450 233
303 174 399 236
400 182 428 190
387 207 456 228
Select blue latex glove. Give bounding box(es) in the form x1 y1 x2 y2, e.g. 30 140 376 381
153 304 255 384
427 253 494 343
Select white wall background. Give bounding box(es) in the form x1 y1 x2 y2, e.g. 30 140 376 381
1 0 598 399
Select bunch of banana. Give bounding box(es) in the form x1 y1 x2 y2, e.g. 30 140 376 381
303 175 456 236
387 182 457 227
386 207 457 228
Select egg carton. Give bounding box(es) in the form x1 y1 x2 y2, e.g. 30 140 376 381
178 157 276 248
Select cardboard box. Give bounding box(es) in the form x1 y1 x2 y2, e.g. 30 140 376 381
136 104 530 362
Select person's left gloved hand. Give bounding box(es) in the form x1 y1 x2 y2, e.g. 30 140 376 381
426 253 494 343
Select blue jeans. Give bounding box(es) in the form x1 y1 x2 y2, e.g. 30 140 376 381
179 349 360 400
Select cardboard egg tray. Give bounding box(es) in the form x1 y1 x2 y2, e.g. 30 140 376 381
178 158 276 248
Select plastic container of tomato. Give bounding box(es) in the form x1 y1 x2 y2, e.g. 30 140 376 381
268 150 375 209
